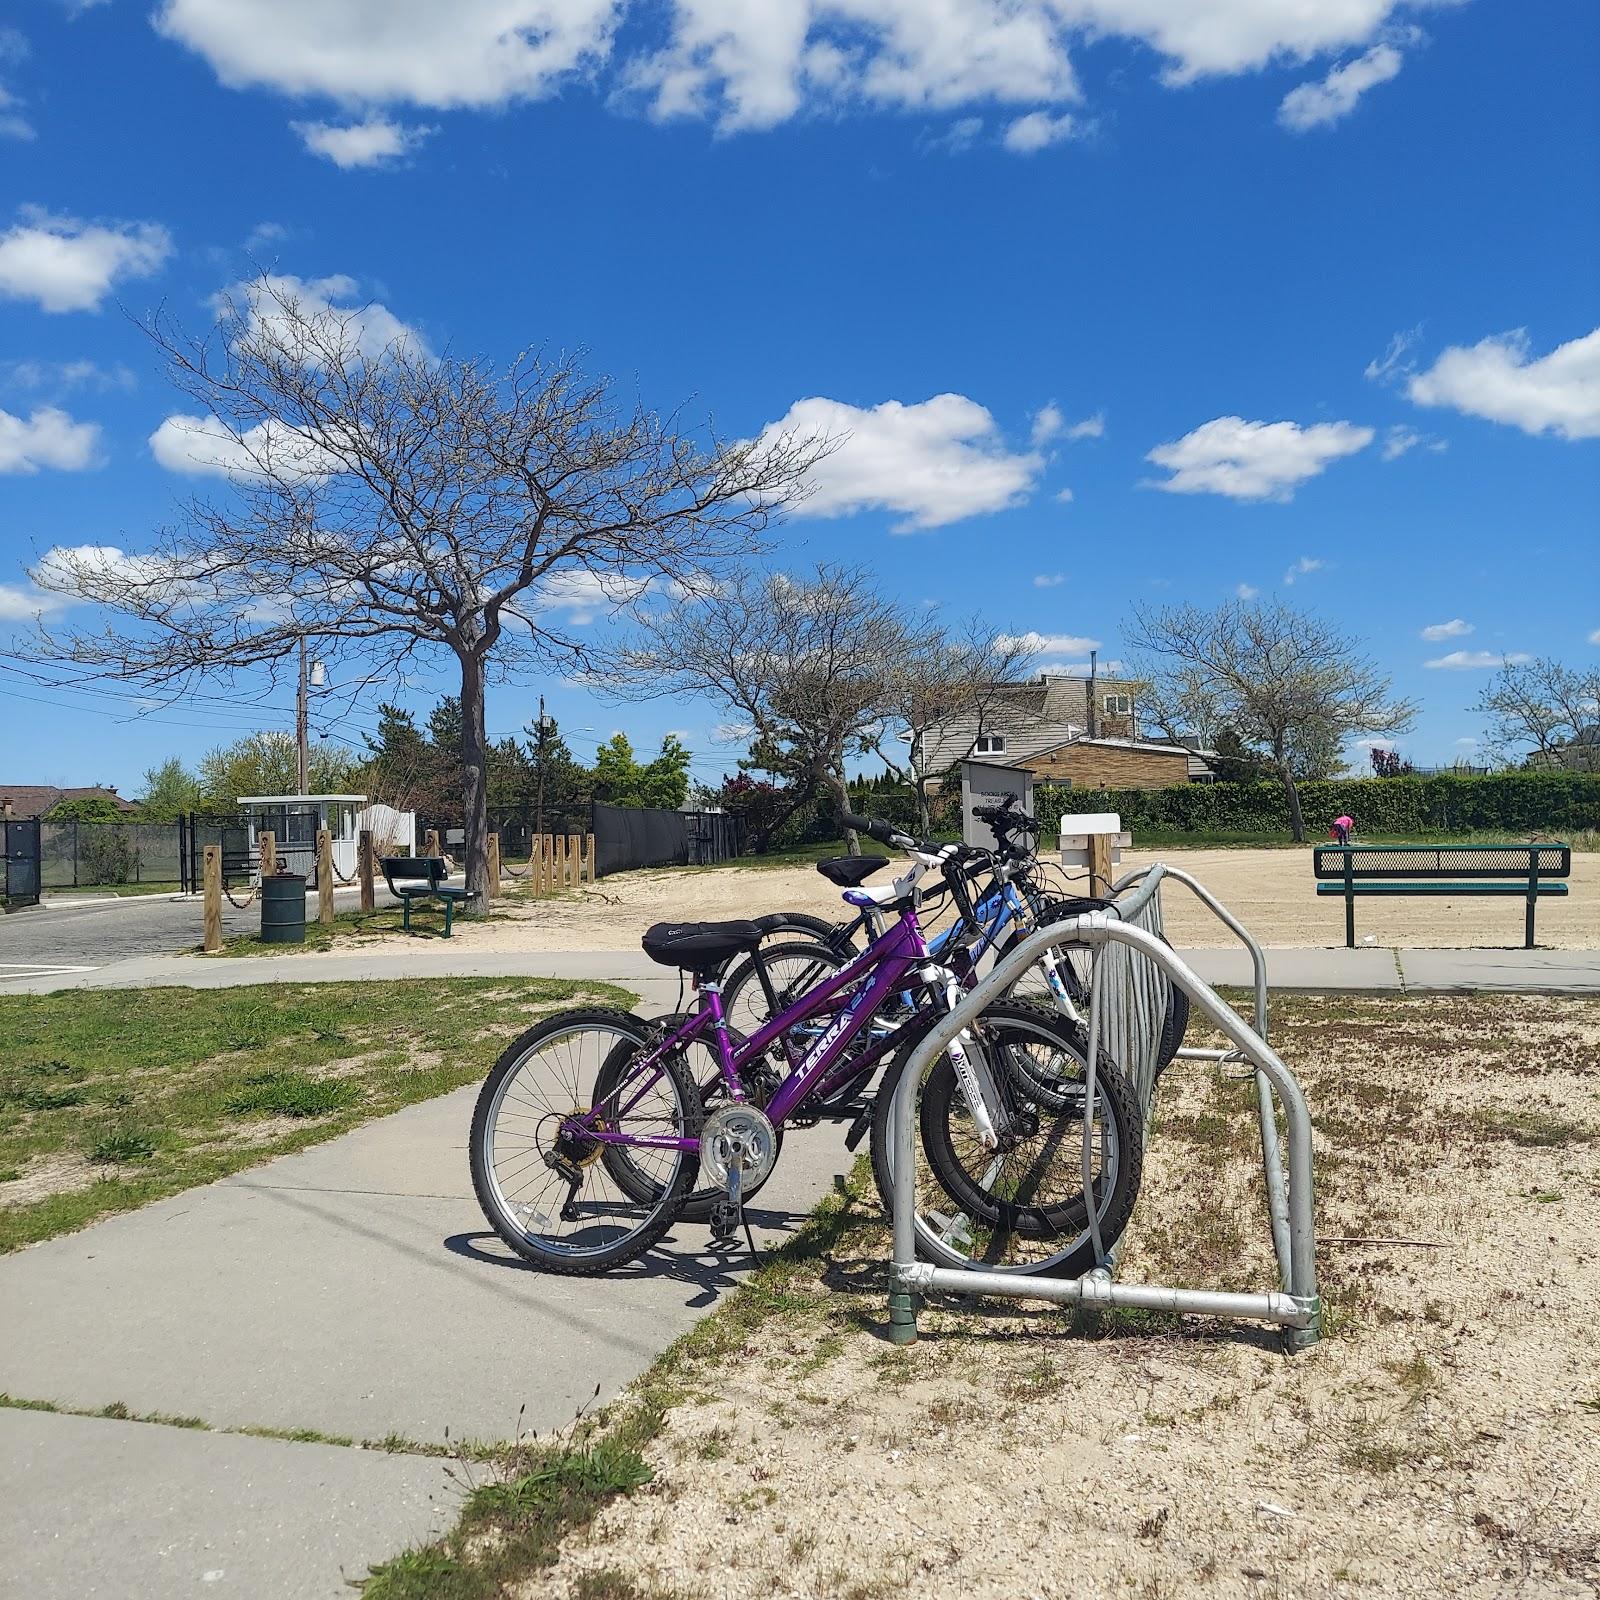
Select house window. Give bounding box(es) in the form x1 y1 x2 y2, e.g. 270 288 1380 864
1101 693 1132 717
973 733 1007 756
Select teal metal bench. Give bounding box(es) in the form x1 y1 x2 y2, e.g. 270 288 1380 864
380 856 476 936
1313 843 1571 949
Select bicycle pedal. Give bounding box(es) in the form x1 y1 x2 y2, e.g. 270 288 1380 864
843 1104 873 1152
708 1199 740 1242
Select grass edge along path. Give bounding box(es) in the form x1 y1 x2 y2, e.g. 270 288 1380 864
0 976 634 1252
359 1161 882 1600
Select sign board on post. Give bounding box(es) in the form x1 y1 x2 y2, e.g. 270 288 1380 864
961 760 1035 850
1059 812 1131 895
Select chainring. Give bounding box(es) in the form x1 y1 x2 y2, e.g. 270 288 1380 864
698 1104 779 1191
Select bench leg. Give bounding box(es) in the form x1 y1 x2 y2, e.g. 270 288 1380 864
403 897 411 933
443 898 452 938
1345 883 1355 949
1526 880 1536 950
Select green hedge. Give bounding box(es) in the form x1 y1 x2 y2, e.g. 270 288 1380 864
1032 771 1600 838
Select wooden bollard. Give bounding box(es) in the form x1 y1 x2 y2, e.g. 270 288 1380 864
202 844 222 953
584 832 596 884
568 833 581 888
359 827 376 913
486 832 501 900
1088 832 1113 900
259 830 277 878
316 828 334 925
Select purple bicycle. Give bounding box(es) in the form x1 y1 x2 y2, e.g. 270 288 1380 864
469 817 1143 1277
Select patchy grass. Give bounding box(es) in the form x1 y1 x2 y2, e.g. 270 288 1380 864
211 898 520 955
0 977 632 1251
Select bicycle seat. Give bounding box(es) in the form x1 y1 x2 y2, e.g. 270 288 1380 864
815 855 890 888
641 919 764 972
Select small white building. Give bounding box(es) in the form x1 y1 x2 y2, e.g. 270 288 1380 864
237 795 366 881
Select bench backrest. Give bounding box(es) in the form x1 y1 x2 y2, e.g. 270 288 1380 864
380 855 448 889
1312 844 1571 880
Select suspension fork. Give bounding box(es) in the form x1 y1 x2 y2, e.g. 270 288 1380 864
927 969 1003 1149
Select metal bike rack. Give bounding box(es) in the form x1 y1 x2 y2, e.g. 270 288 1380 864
886 865 1321 1351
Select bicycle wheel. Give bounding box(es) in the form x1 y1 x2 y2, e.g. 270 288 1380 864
470 1007 701 1276
721 938 848 1041
869 1000 1143 1278
593 1016 783 1222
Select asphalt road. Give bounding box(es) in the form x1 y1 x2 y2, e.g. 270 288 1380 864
0 886 396 982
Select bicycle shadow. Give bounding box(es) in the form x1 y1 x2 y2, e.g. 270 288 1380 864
444 1205 811 1308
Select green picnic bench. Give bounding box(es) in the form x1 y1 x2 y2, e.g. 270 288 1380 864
1313 843 1571 949
380 856 476 936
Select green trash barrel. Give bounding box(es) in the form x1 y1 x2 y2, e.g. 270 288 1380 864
259 871 307 945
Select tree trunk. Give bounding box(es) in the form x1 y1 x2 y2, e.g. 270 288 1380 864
1280 761 1307 843
458 649 492 914
820 765 858 855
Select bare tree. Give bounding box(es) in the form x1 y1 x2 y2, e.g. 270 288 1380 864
1475 657 1600 771
1127 598 1414 841
24 276 818 907
877 617 1033 832
611 564 928 852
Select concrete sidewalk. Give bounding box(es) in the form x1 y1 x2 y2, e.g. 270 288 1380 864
2 941 1595 995
0 1079 855 1597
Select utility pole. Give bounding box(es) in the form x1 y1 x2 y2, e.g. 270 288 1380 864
297 638 309 795
296 637 325 795
534 693 548 838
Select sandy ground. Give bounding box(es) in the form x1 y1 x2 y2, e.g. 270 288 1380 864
341 846 1598 956
532 992 1600 1600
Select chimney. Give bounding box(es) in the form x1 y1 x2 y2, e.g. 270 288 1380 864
1087 649 1098 739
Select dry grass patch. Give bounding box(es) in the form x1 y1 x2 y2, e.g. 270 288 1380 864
518 993 1599 1600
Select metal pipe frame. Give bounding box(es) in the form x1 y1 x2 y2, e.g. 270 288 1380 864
887 902 1321 1354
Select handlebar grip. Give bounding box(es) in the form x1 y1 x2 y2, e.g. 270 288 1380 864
841 812 898 846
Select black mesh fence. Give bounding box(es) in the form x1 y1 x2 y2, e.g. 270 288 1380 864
36 821 186 889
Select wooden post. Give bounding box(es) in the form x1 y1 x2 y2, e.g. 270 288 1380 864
316 828 334 925
584 832 596 884
486 832 501 900
424 828 442 859
568 833 581 888
1088 833 1113 900
359 827 376 913
550 833 562 889
259 830 277 878
202 845 222 953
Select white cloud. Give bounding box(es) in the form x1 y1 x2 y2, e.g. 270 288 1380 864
1589 628 1600 646
0 405 102 473
1054 487 1074 503
1381 425 1421 460
1365 325 1421 384
0 207 172 313
1283 555 1324 585
1277 41 1403 132
217 273 427 363
1236 583 1259 599
1033 572 1065 588
0 358 134 393
755 393 1042 532
0 582 69 620
1146 416 1373 501
27 544 186 606
1419 618 1471 641
1425 649 1531 670
155 1 1443 136
149 413 337 481
534 569 655 624
1407 326 1600 441
1030 402 1064 447
0 27 33 141
156 0 621 109
293 115 432 169
920 115 983 154
1063 411 1104 440
998 630 1101 656
1002 109 1077 153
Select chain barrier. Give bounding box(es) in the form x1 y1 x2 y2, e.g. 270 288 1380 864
223 880 258 910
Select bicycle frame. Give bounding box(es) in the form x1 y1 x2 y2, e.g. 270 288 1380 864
572 901 942 1154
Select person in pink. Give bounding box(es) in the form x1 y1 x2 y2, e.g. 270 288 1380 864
1331 815 1355 845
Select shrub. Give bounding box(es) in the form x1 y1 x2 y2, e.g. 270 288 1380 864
225 1072 359 1118
88 1127 157 1163
78 826 141 886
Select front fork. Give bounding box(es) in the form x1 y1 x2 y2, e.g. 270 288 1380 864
930 970 1004 1149
1037 946 1083 1024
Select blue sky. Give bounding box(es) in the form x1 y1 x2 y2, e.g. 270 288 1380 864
2 0 1597 797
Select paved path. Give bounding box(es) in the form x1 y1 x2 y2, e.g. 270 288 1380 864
0 882 397 983
2 940 1595 997
0 1075 854 1597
